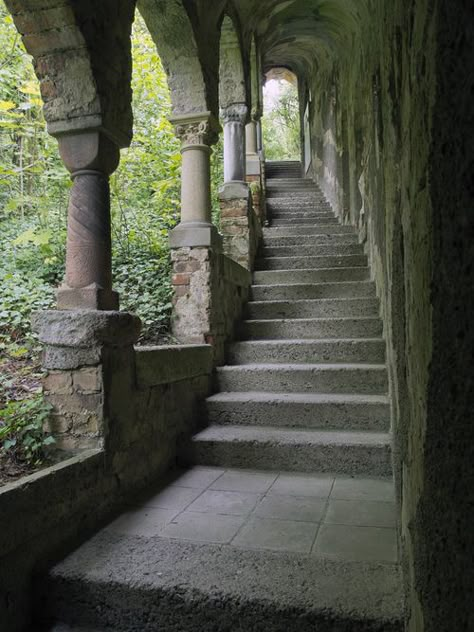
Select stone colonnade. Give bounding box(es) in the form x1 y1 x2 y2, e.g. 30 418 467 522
168 109 264 361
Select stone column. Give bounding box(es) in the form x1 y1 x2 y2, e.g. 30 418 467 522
222 104 248 183
56 131 120 311
246 120 258 155
245 113 262 183
169 112 221 248
256 119 264 155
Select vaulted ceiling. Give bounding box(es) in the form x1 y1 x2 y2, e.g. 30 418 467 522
235 0 369 77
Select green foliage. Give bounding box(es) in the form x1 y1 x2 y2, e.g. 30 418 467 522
0 395 54 465
115 251 174 343
0 8 184 346
263 81 301 160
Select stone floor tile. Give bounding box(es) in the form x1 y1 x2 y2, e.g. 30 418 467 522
187 489 261 516
160 511 245 543
268 473 334 498
233 517 318 553
325 500 396 528
331 477 395 502
170 467 225 489
209 469 278 493
105 508 178 538
313 524 398 562
141 486 204 512
254 494 326 523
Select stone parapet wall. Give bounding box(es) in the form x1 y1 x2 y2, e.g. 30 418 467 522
171 246 251 365
219 182 263 270
0 318 214 631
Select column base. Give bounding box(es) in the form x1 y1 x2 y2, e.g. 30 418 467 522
246 154 261 177
57 283 119 311
169 222 222 249
219 181 249 200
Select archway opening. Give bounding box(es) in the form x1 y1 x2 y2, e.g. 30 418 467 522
262 69 301 161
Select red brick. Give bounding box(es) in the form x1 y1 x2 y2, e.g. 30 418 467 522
172 273 190 286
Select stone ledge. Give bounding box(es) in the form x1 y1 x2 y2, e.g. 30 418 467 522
0 448 104 560
32 310 141 348
220 254 252 287
135 345 213 388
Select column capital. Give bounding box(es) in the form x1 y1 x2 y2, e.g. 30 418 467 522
220 103 248 126
169 111 221 148
57 131 120 177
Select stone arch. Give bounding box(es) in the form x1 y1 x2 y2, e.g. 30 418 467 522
138 0 216 117
218 13 249 111
4 0 137 147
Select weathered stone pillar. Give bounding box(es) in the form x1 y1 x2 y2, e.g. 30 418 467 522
56 131 120 311
246 120 258 155
256 119 264 156
33 310 141 451
168 112 223 353
246 113 262 183
219 182 261 270
169 112 221 247
222 104 248 183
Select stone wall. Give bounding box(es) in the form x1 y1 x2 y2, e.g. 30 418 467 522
171 246 251 364
5 0 136 146
219 182 263 270
304 1 473 630
0 321 213 631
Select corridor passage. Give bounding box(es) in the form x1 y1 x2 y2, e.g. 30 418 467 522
41 163 403 631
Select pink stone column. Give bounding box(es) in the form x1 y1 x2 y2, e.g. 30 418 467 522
57 131 120 310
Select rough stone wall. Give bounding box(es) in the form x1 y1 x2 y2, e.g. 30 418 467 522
0 326 213 632
418 1 474 628
5 0 136 146
171 247 251 364
304 1 473 629
220 187 262 269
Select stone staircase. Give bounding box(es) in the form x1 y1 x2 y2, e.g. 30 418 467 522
36 161 402 632
190 162 391 478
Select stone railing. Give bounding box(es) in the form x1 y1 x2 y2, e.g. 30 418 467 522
0 330 213 631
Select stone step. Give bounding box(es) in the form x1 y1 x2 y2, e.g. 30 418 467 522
271 217 339 226
269 211 335 219
253 267 370 285
262 243 364 257
227 338 386 364
251 281 376 301
267 195 329 203
262 234 359 247
39 523 402 631
205 392 390 431
241 317 382 339
255 255 368 271
215 363 388 395
267 190 327 198
246 297 379 319
186 426 393 476
266 173 303 180
266 181 318 188
267 187 320 194
263 225 353 236
267 203 331 212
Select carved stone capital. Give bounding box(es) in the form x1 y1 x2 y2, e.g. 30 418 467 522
221 103 248 126
170 111 220 147
57 131 120 176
